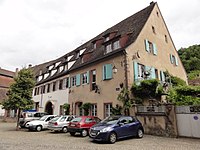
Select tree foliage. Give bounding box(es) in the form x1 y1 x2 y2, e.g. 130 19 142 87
131 79 162 100
167 86 200 106
178 45 200 79
2 68 35 111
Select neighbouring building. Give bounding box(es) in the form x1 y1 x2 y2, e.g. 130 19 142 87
0 68 15 117
32 2 187 119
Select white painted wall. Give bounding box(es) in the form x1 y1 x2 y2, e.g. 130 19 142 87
0 105 5 117
32 88 69 115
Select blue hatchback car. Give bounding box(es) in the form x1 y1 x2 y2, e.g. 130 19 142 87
89 115 144 144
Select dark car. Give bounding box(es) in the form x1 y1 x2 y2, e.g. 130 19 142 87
89 115 144 143
68 116 101 137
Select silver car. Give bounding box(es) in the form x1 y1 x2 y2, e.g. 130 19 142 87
48 115 75 133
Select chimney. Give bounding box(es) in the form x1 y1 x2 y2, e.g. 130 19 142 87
150 1 154 5
28 64 32 68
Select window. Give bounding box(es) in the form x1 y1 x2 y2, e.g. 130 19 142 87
156 11 159 17
93 43 96 49
105 36 109 42
71 76 76 87
42 85 46 94
103 64 113 80
165 35 168 43
66 77 69 88
105 40 121 54
106 44 112 53
144 39 157 55
152 26 156 34
91 70 96 91
85 118 93 123
59 79 63 90
52 82 56 91
104 103 112 118
113 40 120 50
91 104 97 116
81 73 88 84
138 63 145 78
170 54 178 66
47 84 50 93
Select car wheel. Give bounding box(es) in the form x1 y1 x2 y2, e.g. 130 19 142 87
81 129 88 137
70 132 75 136
137 129 143 138
36 125 42 132
62 127 68 133
109 132 117 144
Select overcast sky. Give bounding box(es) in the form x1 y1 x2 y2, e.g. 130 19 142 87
0 0 200 71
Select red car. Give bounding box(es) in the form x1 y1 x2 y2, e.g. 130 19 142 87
68 116 101 137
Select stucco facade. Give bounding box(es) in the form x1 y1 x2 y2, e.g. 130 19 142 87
31 2 187 119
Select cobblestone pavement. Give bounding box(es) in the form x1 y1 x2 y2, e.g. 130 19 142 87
0 122 200 150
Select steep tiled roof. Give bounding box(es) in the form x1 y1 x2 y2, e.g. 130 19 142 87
34 2 156 85
0 68 15 78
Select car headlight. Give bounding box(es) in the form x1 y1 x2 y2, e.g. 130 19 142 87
100 127 112 133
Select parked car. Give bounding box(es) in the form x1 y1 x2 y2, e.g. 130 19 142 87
89 115 144 144
26 115 57 132
68 116 101 137
48 115 75 133
19 111 48 128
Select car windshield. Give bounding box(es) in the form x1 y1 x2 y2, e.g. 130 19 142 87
100 116 121 125
71 117 82 122
50 116 60 121
39 115 48 121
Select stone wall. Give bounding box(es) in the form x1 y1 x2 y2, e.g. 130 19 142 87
136 104 178 137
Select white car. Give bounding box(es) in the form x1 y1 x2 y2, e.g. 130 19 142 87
48 115 75 133
26 115 57 132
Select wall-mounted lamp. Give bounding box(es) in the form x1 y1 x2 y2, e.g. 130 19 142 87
112 65 118 73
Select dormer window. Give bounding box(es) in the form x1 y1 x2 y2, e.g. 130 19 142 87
59 66 64 72
106 44 112 53
105 40 121 54
48 65 54 70
105 36 110 42
93 43 96 49
113 40 120 50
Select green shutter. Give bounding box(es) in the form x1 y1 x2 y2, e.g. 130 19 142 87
103 65 106 80
160 71 165 82
153 43 157 55
175 56 178 66
145 39 149 52
87 71 90 84
106 64 112 79
170 54 174 64
151 67 156 79
133 62 138 81
76 74 80 86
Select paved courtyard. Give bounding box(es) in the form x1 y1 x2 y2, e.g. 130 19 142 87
0 122 200 150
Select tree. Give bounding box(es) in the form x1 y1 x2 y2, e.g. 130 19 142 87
2 68 35 130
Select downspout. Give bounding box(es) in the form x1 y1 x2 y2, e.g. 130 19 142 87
123 50 129 89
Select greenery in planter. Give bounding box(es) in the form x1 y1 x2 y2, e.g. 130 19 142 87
117 88 133 115
63 103 70 115
167 86 200 105
165 71 186 87
131 79 163 100
80 102 92 116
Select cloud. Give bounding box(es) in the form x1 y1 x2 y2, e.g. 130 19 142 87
0 0 199 71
